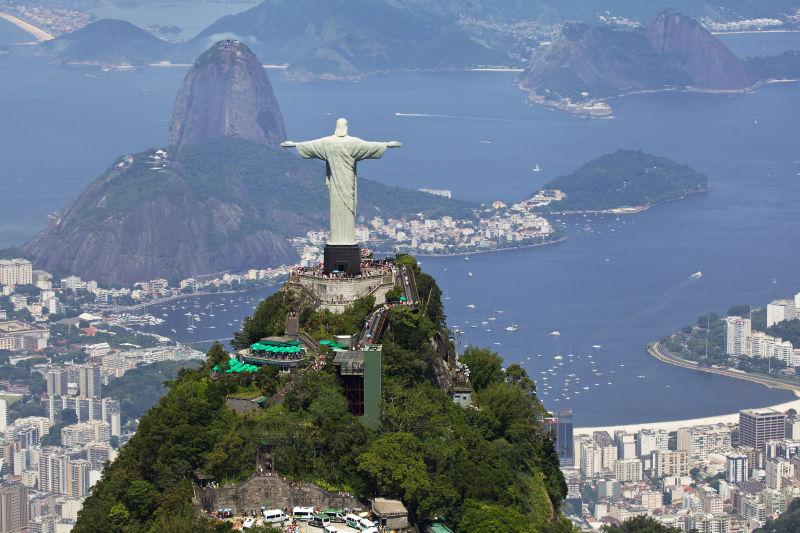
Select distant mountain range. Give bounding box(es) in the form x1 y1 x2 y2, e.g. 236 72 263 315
536 149 708 213
21 41 472 284
32 2 800 78
519 10 799 116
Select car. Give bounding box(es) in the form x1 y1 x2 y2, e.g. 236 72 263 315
309 514 331 527
344 514 362 528
323 526 340 533
358 517 376 530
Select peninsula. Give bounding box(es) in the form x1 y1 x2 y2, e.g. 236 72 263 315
519 10 800 117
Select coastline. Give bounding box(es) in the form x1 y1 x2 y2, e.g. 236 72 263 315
0 12 53 42
575 340 800 435
400 236 567 259
575 392 800 435
525 78 800 118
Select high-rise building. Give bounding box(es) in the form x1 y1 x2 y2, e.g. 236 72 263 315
765 458 794 490
653 450 689 478
102 398 122 437
78 364 101 399
66 459 90 498
637 428 669 458
767 299 796 328
0 482 29 533
86 442 113 470
726 454 749 483
614 431 636 460
38 448 68 494
554 410 574 467
593 431 617 471
579 440 601 478
614 458 643 482
45 369 67 397
739 409 787 451
724 316 751 356
0 259 32 287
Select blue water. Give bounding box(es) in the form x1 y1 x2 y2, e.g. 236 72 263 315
1 33 799 425
719 31 800 57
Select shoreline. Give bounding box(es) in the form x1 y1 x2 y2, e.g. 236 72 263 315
575 392 800 435
526 78 800 118
575 341 800 435
399 236 567 259
0 12 54 42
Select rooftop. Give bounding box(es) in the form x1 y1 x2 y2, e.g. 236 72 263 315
371 498 407 517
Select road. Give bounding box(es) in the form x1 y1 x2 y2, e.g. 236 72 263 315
649 341 800 393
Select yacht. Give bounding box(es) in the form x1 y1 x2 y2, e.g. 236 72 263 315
533 163 541 172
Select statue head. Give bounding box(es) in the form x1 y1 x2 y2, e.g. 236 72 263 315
335 118 348 137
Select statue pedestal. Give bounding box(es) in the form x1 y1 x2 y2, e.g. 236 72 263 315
324 244 361 276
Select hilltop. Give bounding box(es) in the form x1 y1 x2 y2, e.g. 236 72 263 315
535 150 708 213
72 256 572 532
21 41 473 284
190 0 505 79
169 40 286 151
519 10 797 116
36 19 171 65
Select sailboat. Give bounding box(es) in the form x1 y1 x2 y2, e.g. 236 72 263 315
533 163 541 172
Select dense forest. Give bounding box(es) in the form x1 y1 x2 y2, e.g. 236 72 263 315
74 255 572 532
537 150 708 213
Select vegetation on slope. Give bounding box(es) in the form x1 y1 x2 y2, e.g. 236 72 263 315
75 256 570 532
756 496 800 532
537 150 707 212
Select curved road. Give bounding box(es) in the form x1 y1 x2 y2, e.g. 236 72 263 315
649 341 800 393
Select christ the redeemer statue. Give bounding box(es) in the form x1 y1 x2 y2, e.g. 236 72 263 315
282 118 401 275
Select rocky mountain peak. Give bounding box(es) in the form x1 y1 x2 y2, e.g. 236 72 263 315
169 40 286 151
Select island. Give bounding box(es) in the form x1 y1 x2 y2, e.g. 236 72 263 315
531 150 708 214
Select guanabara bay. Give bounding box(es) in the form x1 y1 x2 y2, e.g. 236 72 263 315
3 2 800 533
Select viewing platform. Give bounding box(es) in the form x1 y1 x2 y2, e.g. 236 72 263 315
288 260 396 313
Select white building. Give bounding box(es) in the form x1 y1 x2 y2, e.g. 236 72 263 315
726 454 749 483
0 259 32 287
765 458 794 490
767 299 796 328
724 316 751 356
614 458 643 482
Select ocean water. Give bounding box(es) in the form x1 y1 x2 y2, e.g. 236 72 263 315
0 33 799 424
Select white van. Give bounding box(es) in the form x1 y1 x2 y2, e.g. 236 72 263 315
358 517 377 531
293 506 315 521
323 526 341 533
262 509 288 523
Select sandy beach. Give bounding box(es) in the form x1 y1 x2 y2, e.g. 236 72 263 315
0 12 54 42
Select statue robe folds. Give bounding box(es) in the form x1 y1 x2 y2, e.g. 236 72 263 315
295 135 388 246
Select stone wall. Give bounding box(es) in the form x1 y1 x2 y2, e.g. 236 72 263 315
194 474 362 514
293 271 394 313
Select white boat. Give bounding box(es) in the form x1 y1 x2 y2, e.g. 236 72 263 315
553 355 563 360
550 331 561 336
533 163 541 172
592 344 602 349
467 272 474 277
505 325 518 332
691 271 703 279
466 304 476 309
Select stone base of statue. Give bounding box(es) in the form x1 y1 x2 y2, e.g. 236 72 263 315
323 244 362 276
287 260 396 314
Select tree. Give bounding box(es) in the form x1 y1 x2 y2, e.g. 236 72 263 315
123 480 159 522
457 499 532 533
357 432 431 509
106 503 131 531
460 347 503 391
206 342 229 369
602 516 682 532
